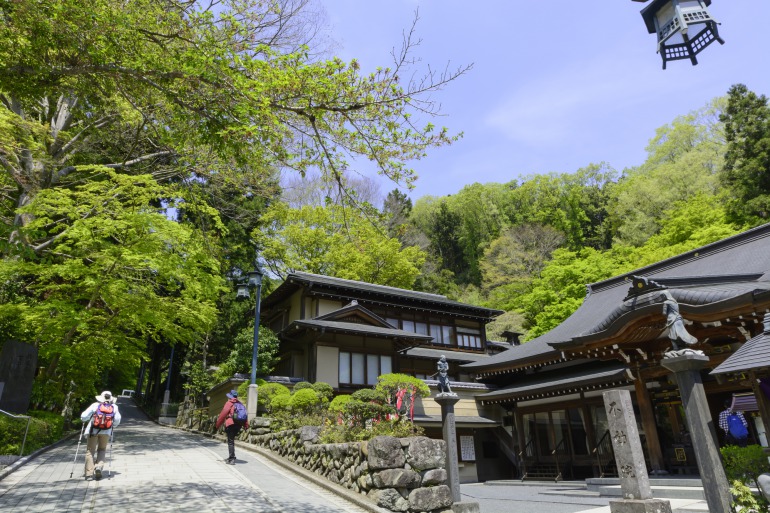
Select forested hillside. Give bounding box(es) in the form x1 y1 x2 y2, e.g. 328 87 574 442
381 87 770 342
1 0 769 415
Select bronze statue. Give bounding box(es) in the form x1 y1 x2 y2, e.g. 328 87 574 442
437 355 452 394
660 290 698 351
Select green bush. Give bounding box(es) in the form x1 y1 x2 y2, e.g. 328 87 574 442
312 382 334 402
720 444 770 489
319 415 424 443
730 479 768 513
237 378 266 402
293 381 313 392
345 389 392 428
270 394 291 412
0 410 64 456
258 383 291 413
289 388 321 414
328 394 352 415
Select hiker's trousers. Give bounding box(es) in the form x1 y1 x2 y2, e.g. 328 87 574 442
225 424 241 460
85 434 109 475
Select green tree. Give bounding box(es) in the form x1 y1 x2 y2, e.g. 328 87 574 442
254 202 425 288
481 223 566 311
720 84 770 225
609 99 725 245
515 194 739 339
0 168 224 407
211 325 280 383
0 0 468 241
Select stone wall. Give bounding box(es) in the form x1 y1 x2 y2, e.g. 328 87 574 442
248 426 451 513
175 409 452 513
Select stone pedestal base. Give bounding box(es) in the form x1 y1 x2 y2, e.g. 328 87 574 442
451 501 480 513
247 384 258 420
609 499 672 513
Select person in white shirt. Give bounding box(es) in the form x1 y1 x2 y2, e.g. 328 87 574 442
80 390 121 480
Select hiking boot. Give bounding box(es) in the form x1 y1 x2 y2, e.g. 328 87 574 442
94 468 102 480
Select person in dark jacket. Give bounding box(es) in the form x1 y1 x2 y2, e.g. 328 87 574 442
216 389 249 464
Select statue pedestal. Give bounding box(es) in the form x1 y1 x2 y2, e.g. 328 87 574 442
661 353 731 513
435 393 462 504
247 384 258 420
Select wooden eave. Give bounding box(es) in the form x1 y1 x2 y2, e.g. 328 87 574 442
470 354 567 380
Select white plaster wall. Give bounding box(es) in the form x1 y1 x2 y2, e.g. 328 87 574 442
316 346 339 388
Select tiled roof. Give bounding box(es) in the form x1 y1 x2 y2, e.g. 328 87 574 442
264 271 503 319
711 329 770 375
401 347 490 363
464 223 770 372
476 364 632 403
412 415 499 427
289 319 434 341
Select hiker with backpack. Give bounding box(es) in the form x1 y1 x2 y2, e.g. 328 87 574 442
719 399 749 447
215 389 249 464
80 390 121 480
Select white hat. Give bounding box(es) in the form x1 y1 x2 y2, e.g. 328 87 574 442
95 391 116 403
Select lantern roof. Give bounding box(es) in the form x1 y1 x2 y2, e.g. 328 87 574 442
640 0 713 34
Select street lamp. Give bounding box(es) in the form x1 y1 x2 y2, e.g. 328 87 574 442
236 260 264 419
634 0 724 69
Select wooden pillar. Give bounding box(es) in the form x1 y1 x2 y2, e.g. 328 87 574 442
580 392 596 448
635 375 666 473
750 371 770 445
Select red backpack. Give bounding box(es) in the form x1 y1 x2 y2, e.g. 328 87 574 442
92 402 115 431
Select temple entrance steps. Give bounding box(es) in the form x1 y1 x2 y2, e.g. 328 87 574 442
519 462 567 482
586 476 706 500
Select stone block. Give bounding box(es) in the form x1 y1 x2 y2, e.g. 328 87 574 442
609 499 672 513
408 485 452 512
451 501 481 513
421 468 447 486
372 469 422 489
368 436 406 470
368 488 409 512
405 437 445 470
300 425 321 443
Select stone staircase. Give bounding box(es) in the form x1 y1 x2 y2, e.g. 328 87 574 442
586 476 706 500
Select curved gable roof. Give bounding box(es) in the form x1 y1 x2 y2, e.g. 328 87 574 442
465 223 770 373
264 272 503 320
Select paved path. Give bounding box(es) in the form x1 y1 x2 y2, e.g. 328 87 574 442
0 399 376 513
0 399 713 512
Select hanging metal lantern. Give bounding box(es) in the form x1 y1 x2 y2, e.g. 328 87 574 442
235 282 250 300
635 0 724 69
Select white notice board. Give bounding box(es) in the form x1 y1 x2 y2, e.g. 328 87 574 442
460 435 475 461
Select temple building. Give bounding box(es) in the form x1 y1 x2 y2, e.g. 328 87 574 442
464 223 770 480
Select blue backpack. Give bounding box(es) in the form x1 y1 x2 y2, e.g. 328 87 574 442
230 401 248 426
727 413 748 439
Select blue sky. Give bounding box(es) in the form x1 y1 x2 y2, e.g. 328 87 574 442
322 0 770 201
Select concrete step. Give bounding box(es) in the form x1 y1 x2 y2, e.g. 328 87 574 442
586 477 703 488
591 484 705 500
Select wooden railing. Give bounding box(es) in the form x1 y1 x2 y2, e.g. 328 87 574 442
593 429 616 478
551 438 567 482
518 438 535 481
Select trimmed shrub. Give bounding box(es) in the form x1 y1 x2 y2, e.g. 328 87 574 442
312 382 334 402
289 388 321 414
270 394 291 413
237 378 266 402
293 381 313 392
328 394 353 415
258 383 291 413
721 444 770 489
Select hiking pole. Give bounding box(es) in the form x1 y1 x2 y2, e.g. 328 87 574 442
69 422 86 479
107 431 114 477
